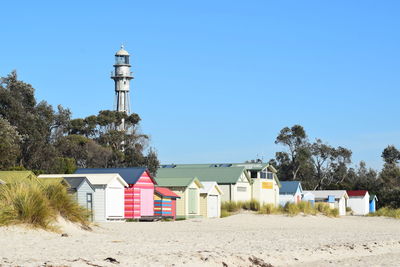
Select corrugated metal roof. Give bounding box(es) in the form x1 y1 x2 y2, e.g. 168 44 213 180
199 181 223 195
303 190 348 199
161 163 270 171
75 167 151 185
155 177 202 188
347 190 368 197
156 167 249 184
39 174 128 187
0 171 37 183
280 181 302 194
155 187 180 198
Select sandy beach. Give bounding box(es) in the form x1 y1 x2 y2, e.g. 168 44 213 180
1 213 400 267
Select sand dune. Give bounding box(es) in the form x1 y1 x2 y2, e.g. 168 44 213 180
1 213 400 266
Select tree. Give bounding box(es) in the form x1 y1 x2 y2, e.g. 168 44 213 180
0 117 21 169
274 125 310 180
382 145 400 165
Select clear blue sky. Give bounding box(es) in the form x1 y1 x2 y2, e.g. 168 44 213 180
1 1 399 170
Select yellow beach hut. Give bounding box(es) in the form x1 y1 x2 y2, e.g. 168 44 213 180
154 177 203 219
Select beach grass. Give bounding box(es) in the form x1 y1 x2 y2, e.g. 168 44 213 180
0 179 90 230
222 200 340 218
369 207 400 219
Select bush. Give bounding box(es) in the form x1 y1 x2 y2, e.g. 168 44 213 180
315 202 331 214
221 201 241 213
42 181 89 224
371 207 400 219
0 182 54 228
0 179 90 230
221 209 232 218
241 199 260 211
258 204 280 214
284 203 300 216
326 208 339 217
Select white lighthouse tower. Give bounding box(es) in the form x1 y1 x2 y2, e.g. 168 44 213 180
111 45 133 130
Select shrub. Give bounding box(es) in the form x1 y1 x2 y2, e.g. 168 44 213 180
326 208 339 217
315 202 331 214
221 209 231 218
258 204 279 214
284 203 300 216
297 201 314 215
221 201 241 213
0 182 54 228
0 178 90 230
371 207 400 219
241 199 260 211
42 181 89 225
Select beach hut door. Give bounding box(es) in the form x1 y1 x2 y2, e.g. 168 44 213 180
188 188 197 214
140 189 154 216
208 195 219 218
86 193 93 221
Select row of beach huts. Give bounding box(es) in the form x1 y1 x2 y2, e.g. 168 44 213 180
0 163 378 221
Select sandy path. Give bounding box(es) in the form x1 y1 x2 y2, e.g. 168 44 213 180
1 213 400 266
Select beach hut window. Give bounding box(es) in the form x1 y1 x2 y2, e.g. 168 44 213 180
328 195 335 203
250 171 258 178
237 187 247 192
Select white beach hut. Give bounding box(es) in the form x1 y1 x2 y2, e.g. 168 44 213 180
347 190 370 215
39 174 128 222
199 181 223 218
304 190 349 216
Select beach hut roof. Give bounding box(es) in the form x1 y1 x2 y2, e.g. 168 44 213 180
199 181 223 195
155 177 203 188
75 167 155 185
0 171 38 184
303 190 348 200
160 162 276 171
280 181 302 194
39 173 128 187
347 190 368 197
159 163 280 186
156 167 250 184
155 187 180 198
369 194 378 202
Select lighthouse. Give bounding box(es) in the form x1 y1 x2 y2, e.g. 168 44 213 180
111 45 133 130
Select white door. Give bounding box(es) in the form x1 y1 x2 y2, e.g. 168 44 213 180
106 187 124 218
208 195 219 218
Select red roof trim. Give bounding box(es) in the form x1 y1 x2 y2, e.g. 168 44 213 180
155 187 180 198
347 190 368 197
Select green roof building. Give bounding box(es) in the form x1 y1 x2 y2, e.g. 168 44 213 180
158 163 280 206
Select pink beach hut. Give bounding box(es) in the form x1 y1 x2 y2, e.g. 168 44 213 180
76 168 157 219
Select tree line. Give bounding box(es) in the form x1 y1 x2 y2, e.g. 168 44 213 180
267 125 400 208
0 71 159 174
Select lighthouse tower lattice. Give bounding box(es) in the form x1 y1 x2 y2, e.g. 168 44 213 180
111 45 133 130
